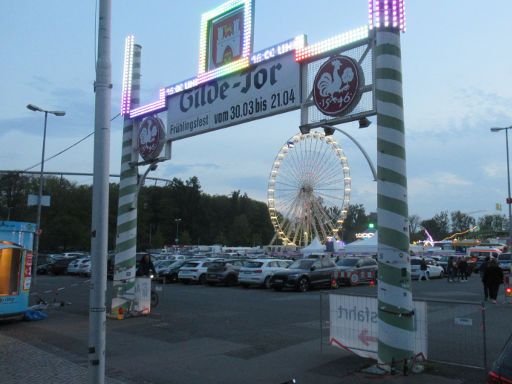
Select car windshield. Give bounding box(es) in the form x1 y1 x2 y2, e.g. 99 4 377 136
336 259 359 267
288 259 314 269
499 253 511 261
170 261 184 268
183 262 199 267
245 262 264 268
210 262 226 268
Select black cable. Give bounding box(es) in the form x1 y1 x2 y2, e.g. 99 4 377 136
23 113 121 172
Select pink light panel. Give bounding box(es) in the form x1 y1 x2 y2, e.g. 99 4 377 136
368 0 405 32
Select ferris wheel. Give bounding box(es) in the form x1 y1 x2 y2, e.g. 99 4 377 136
267 131 351 247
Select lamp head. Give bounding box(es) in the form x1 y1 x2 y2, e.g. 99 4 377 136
27 104 43 112
299 125 311 135
323 127 335 136
358 117 371 129
52 111 66 117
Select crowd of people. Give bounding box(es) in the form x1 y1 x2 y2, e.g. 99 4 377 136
444 255 505 304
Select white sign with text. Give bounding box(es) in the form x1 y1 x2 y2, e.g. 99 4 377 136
329 294 427 360
167 52 300 141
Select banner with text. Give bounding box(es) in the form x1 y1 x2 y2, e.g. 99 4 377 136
167 52 300 141
329 294 427 360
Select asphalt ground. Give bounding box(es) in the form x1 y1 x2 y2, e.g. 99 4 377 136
1 272 511 383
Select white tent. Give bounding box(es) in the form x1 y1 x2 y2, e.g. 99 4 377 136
343 231 378 255
300 237 325 256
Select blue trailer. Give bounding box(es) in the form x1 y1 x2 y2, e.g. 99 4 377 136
0 221 36 318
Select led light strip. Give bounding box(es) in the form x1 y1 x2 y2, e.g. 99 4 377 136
130 88 166 118
120 35 134 116
369 0 406 32
295 26 369 62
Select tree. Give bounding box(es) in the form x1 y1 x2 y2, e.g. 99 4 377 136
409 214 422 241
478 214 507 238
450 211 476 233
341 204 368 243
421 211 450 241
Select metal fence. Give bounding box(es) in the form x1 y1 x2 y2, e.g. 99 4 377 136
319 292 512 371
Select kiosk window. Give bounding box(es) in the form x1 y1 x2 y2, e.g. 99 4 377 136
0 248 21 296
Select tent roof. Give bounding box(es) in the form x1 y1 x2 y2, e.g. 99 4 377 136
300 237 324 254
344 231 378 254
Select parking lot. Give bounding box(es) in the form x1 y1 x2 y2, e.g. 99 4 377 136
1 273 511 383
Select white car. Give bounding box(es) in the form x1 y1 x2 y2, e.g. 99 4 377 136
78 259 91 277
178 260 212 284
67 257 90 275
238 259 292 288
410 257 444 280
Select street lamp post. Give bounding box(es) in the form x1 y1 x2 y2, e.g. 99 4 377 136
174 218 182 246
491 126 512 245
27 104 65 282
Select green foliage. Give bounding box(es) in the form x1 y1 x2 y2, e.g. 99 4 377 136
341 204 369 243
0 174 274 251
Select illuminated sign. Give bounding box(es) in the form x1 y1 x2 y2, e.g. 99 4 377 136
167 53 300 141
356 233 375 239
198 0 254 79
120 2 371 119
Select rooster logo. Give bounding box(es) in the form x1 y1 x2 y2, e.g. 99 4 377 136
313 56 363 116
138 117 164 160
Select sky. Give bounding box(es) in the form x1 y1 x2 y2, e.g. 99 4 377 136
1 0 512 223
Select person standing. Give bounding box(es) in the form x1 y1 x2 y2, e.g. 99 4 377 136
483 258 504 304
136 253 157 277
458 257 468 282
480 256 490 301
419 258 429 281
447 256 454 282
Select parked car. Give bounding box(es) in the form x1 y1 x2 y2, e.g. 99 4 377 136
487 333 512 384
49 255 80 275
159 260 187 282
178 260 212 284
153 259 177 276
61 252 89 259
66 257 91 275
335 257 378 286
36 254 56 275
238 259 291 288
78 259 91 277
270 258 337 292
497 253 512 272
410 257 444 280
206 259 245 286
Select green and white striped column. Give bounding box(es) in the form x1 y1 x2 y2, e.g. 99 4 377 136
110 44 141 317
373 1 414 366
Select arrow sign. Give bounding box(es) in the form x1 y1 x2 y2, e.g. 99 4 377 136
358 329 377 346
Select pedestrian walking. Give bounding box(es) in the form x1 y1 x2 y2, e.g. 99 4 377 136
483 258 504 304
458 257 468 282
419 258 429 281
480 256 490 301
